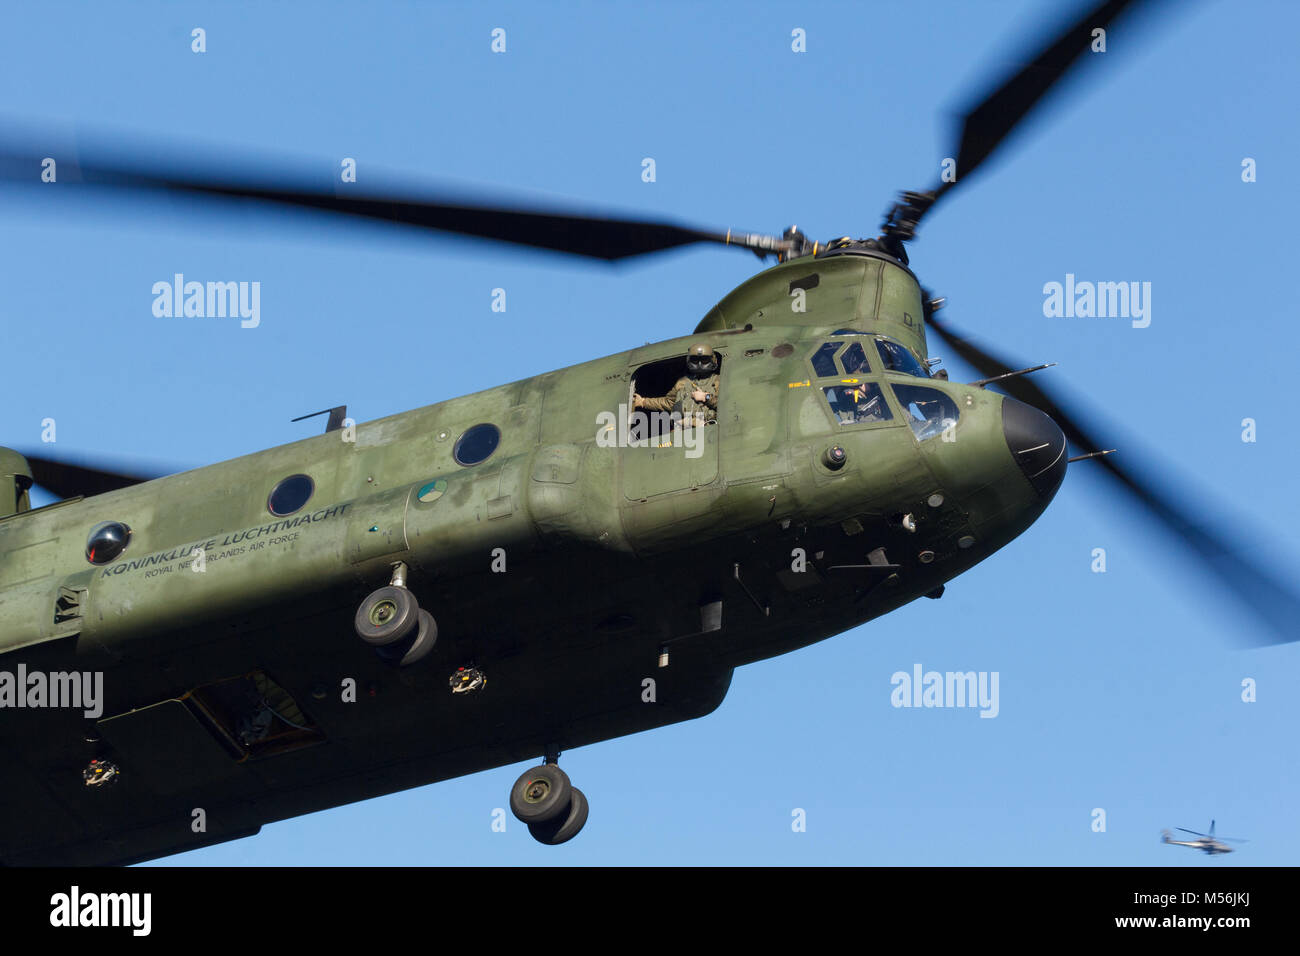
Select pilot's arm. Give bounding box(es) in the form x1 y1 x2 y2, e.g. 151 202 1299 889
635 376 690 412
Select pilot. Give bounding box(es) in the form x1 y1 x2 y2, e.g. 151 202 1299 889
634 344 720 428
845 383 888 423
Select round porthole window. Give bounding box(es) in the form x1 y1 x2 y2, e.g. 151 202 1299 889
86 521 132 565
268 473 315 516
453 424 501 467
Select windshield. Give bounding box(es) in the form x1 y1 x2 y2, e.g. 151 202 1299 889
823 383 892 426
876 339 929 378
892 384 959 441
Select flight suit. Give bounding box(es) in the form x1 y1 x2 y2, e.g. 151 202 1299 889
639 372 719 427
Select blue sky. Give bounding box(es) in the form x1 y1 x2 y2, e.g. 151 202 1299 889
2 0 1297 865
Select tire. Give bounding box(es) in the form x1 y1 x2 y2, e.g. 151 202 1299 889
355 586 419 646
376 609 437 667
528 786 588 845
509 764 571 825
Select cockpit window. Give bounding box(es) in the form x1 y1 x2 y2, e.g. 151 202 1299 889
822 383 892 426
892 385 959 441
810 342 840 377
831 328 865 335
840 342 870 375
876 339 930 378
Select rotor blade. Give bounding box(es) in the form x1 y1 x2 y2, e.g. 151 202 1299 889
0 144 775 262
884 0 1174 243
928 314 1300 646
23 453 164 500
1175 828 1209 837
947 0 1160 193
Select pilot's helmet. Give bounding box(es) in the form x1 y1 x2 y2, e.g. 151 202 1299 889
686 343 717 377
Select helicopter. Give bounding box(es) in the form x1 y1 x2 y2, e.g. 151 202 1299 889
1 0 1296 866
1162 820 1247 856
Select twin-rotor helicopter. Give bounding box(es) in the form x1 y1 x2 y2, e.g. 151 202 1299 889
1 0 1295 864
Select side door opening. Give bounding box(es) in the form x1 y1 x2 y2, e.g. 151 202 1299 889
622 352 723 499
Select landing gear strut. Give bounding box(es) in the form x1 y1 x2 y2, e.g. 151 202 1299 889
509 758 589 845
354 563 437 667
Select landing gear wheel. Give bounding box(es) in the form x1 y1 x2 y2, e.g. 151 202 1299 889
509 764 571 825
376 609 437 667
355 586 419 646
528 786 588 845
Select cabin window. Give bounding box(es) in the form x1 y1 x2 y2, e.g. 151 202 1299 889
822 383 892 426
810 342 840 377
86 521 132 565
875 338 930 378
453 423 501 466
892 385 960 441
268 473 315 516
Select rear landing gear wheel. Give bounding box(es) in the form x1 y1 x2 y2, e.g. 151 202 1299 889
355 586 419 646
376 609 437 667
527 786 588 845
509 764 571 825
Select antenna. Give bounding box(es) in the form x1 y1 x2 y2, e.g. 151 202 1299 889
969 363 1057 388
291 406 348 433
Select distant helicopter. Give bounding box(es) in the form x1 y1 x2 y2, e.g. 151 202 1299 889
1162 820 1247 855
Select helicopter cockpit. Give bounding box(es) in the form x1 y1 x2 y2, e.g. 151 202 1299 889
809 332 958 439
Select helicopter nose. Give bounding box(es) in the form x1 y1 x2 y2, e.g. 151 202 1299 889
1002 398 1067 500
